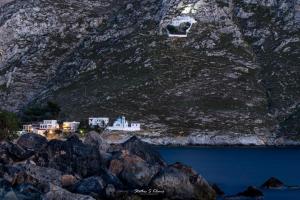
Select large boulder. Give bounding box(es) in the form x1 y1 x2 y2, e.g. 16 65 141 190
43 184 95 200
84 131 110 152
0 178 13 199
17 133 47 152
0 178 42 200
73 176 105 197
2 163 62 190
84 131 112 167
122 136 166 166
109 151 160 188
261 177 285 189
13 183 42 200
61 175 78 188
150 162 216 200
33 135 103 177
1 141 33 162
0 142 13 164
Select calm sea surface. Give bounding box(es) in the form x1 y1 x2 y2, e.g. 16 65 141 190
158 147 300 200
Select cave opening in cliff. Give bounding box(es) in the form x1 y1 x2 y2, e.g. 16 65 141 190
166 22 192 37
165 16 196 37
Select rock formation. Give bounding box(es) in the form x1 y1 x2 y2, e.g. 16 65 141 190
0 133 216 200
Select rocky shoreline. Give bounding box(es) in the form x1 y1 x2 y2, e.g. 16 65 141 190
101 132 300 147
0 132 216 200
1 132 299 200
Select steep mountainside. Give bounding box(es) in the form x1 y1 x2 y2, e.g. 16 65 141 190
0 0 299 140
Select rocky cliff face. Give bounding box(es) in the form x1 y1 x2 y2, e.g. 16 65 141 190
0 0 299 138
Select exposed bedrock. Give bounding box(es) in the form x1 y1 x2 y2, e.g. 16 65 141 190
0 0 299 139
0 133 216 200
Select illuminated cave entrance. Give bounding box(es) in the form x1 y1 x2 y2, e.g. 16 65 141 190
166 16 196 38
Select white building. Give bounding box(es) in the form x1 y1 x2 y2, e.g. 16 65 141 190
39 120 59 130
62 121 80 133
89 117 109 128
23 123 42 133
107 116 141 131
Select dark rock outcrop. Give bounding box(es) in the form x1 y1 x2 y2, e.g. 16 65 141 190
44 184 95 200
211 183 225 196
17 133 47 152
0 134 216 200
225 186 263 200
84 131 110 152
122 136 166 166
150 162 216 200
84 131 112 167
32 135 103 177
109 150 161 188
1 141 33 162
0 178 42 200
73 176 105 197
261 177 285 189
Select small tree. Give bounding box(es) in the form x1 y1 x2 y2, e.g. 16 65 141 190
78 119 94 137
0 110 20 141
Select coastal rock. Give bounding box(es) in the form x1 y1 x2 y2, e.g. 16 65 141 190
211 183 225 196
61 175 78 188
33 135 103 177
150 162 216 200
0 142 13 164
0 132 216 200
43 184 95 200
14 183 42 200
0 178 42 200
0 179 14 199
17 133 48 152
118 152 160 188
108 159 124 176
73 176 105 197
84 131 110 152
2 163 62 190
2 141 33 161
225 186 263 200
122 136 166 166
261 177 285 189
84 131 112 167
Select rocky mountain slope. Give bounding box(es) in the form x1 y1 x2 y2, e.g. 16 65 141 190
0 0 299 140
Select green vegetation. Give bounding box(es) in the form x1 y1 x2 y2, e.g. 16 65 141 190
0 110 20 141
77 119 90 137
22 101 61 122
77 119 105 137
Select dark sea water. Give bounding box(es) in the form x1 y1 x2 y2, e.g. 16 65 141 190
158 147 300 200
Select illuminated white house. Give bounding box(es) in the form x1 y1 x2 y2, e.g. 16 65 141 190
89 117 109 127
39 120 59 130
23 124 33 133
23 123 43 135
107 116 141 131
63 121 80 133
